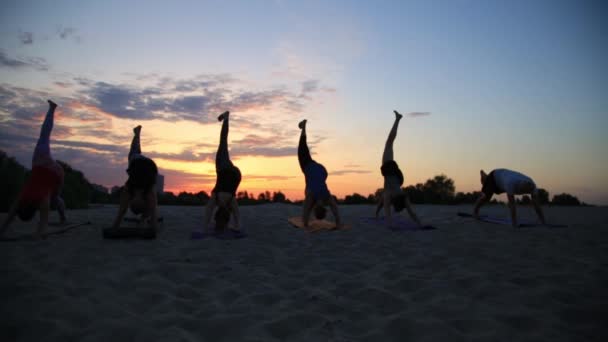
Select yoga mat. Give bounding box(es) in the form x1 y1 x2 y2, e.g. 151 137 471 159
361 216 436 231
287 216 350 232
0 221 92 242
457 212 567 228
103 226 157 239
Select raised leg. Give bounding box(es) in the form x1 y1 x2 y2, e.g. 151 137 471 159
382 110 403 164
128 125 142 163
298 120 313 173
216 111 233 172
32 100 57 167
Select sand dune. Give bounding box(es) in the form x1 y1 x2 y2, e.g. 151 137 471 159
1 204 607 341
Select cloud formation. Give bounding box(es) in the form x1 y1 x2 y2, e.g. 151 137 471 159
19 31 33 45
0 51 49 71
407 111 431 117
57 26 81 43
331 169 372 176
0 69 334 192
72 74 330 123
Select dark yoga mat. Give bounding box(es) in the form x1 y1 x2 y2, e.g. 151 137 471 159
457 212 567 228
361 216 436 231
103 226 157 239
0 221 92 242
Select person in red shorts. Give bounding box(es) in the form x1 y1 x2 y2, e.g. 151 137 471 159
1 100 66 239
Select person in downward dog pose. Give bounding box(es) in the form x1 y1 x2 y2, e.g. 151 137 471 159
109 125 160 230
297 119 342 228
375 110 421 226
474 168 546 227
203 111 241 233
1 100 66 239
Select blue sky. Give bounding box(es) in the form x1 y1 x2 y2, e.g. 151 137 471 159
1 0 607 203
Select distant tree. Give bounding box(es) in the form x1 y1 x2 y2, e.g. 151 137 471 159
158 191 177 205
422 174 455 204
552 193 581 206
537 188 550 205
403 183 424 204
196 191 210 204
0 150 29 212
453 191 482 204
257 192 267 202
272 191 286 203
367 194 376 203
343 193 369 205
57 160 91 209
237 191 250 200
177 191 201 205
89 183 111 204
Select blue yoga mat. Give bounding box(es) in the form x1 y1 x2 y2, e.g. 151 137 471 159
361 216 436 231
457 212 567 228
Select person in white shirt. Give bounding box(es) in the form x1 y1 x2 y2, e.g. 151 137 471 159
474 168 546 227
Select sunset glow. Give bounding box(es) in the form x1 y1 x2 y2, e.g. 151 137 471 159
1 1 606 204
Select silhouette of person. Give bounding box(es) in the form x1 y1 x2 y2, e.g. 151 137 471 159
203 111 241 233
297 119 342 228
474 169 546 227
109 125 160 230
375 110 421 226
1 100 66 239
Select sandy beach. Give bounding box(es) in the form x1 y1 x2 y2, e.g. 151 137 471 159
1 204 607 341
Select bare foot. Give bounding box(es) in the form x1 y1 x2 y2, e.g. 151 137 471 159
133 125 142 135
393 110 403 120
298 119 307 129
218 111 229 121
48 100 57 109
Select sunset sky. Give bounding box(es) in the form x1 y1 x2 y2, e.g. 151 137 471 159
1 0 606 204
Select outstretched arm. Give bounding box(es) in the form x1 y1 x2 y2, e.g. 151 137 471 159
328 196 342 227
507 194 518 228
231 197 240 230
383 191 392 226
147 189 159 231
302 194 315 227
0 199 19 237
531 191 546 225
36 196 50 239
473 193 490 219
111 187 130 229
203 193 217 233
404 196 421 225
375 195 384 218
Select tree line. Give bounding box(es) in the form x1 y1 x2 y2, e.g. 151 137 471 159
0 150 588 211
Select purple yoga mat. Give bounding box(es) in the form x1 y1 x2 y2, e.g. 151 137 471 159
361 216 436 231
457 212 567 228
